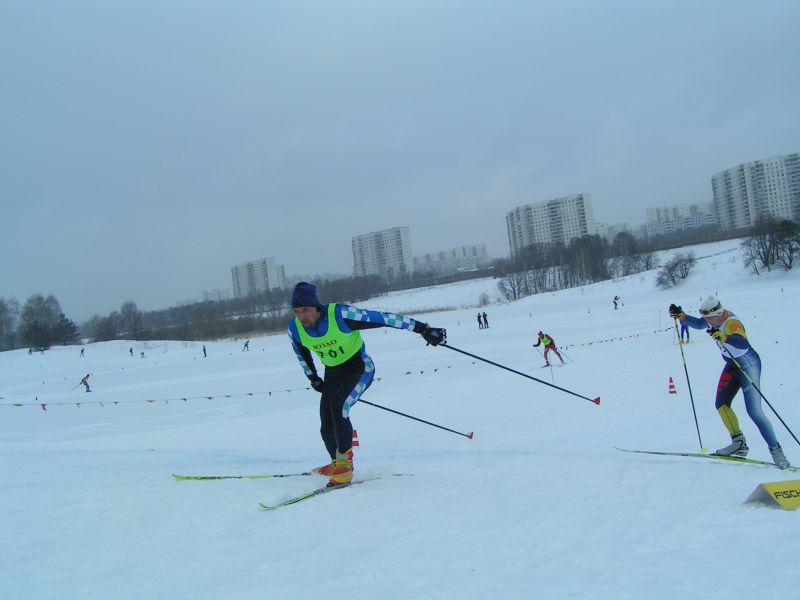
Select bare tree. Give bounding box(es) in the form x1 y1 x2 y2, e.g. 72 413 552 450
655 252 697 289
120 301 143 339
775 219 800 270
0 297 20 350
610 232 641 276
497 271 528 301
742 217 780 274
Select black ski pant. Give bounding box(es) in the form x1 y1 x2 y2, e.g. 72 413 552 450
319 358 367 458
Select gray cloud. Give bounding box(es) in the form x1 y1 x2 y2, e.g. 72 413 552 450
2 0 799 321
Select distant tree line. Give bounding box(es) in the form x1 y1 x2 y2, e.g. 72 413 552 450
0 294 80 351
79 275 389 343
7 219 796 351
497 217 800 301
495 233 658 301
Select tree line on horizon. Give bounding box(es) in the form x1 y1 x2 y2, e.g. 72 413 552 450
2 219 797 352
495 219 800 301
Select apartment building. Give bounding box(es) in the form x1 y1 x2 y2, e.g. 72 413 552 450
712 152 800 230
231 258 287 298
352 226 413 280
414 244 491 275
637 202 717 237
506 193 596 255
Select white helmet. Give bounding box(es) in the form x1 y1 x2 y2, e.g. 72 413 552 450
699 296 724 317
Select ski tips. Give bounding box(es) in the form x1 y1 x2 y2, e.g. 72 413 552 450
466 431 474 439
592 396 601 405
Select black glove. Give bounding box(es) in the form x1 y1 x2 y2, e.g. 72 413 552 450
309 375 324 393
421 325 447 346
668 304 684 319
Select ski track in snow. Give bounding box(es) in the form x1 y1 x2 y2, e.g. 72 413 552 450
2 239 799 599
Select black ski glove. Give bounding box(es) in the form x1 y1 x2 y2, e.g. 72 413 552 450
668 304 684 319
421 325 447 346
308 375 324 393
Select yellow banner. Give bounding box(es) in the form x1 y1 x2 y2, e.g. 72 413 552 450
745 479 800 510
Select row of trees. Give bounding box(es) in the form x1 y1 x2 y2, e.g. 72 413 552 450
0 294 80 351
496 232 658 301
80 275 389 342
7 218 796 350
497 217 800 300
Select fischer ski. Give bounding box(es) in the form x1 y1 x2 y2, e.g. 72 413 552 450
173 472 412 481
259 477 379 511
614 447 799 473
173 472 312 481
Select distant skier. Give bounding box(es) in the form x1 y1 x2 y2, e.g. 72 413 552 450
80 348 85 357
80 373 91 393
202 344 207 358
669 297 789 469
482 311 489 328
289 281 446 488
533 331 564 367
129 347 133 356
477 313 484 330
242 340 250 352
613 295 620 310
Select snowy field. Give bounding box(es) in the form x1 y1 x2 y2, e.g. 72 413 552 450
2 239 799 599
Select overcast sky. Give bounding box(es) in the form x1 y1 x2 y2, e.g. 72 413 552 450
2 0 799 322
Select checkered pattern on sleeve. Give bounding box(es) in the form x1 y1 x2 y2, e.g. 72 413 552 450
339 304 417 330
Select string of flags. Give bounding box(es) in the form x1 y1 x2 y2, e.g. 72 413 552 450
559 326 673 350
1 326 676 411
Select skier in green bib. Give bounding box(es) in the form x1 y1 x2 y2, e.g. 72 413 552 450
533 331 564 367
288 282 446 487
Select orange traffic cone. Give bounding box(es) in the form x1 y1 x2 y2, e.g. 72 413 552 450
668 377 677 394
352 429 360 447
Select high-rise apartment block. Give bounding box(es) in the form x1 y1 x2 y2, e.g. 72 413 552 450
352 227 413 279
712 152 800 230
638 202 716 237
414 244 491 275
231 258 287 298
506 193 596 255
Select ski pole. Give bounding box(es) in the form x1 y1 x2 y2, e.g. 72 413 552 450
357 398 473 439
714 340 799 446
531 346 554 381
532 345 547 366
559 348 576 363
442 343 600 405
672 318 706 452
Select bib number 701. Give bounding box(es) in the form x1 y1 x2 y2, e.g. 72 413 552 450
317 346 346 360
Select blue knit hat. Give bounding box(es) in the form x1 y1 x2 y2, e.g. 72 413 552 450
291 282 322 309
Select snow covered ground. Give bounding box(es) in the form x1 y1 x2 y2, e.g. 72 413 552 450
2 239 799 599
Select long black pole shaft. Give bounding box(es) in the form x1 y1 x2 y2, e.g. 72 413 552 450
716 341 799 446
358 398 473 439
673 319 705 451
441 344 600 405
